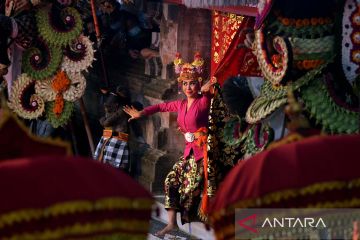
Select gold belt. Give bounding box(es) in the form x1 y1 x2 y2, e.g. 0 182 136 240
103 129 129 142
180 128 207 143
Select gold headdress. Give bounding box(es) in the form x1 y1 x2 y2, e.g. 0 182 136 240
174 52 204 82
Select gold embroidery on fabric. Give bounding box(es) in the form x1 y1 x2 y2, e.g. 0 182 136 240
212 11 243 66
0 197 153 228
3 220 150 240
211 178 360 223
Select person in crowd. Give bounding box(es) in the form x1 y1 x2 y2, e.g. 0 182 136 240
94 86 132 170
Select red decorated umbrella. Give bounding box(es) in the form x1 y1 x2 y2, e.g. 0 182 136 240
209 134 360 240
0 111 71 160
0 111 153 239
0 155 153 239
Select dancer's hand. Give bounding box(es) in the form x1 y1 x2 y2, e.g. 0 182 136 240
244 29 255 50
123 105 143 122
14 0 31 12
201 77 217 93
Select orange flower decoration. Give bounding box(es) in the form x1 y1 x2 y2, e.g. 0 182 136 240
281 18 290 26
302 19 310 26
52 71 70 92
271 54 283 68
295 19 303 28
51 71 70 117
311 18 318 25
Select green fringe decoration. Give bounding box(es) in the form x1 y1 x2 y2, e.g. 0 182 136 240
293 51 333 61
246 62 331 123
222 116 243 147
240 124 274 157
262 61 330 100
46 101 74 128
301 78 359 134
22 44 62 80
36 7 83 47
267 20 334 39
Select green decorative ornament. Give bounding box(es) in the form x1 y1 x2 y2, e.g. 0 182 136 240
268 20 334 39
301 78 359 134
222 116 244 147
22 41 62 80
240 123 274 158
36 6 83 47
246 60 332 124
46 101 74 128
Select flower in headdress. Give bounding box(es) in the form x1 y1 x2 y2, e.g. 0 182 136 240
174 52 183 74
192 52 204 74
174 52 205 82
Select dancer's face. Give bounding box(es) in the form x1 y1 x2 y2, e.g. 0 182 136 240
182 79 200 99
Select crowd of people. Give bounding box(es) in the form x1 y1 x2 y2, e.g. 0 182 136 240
84 0 160 59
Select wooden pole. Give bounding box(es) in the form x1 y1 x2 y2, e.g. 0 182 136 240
90 0 101 40
80 0 110 156
79 97 95 155
89 0 109 87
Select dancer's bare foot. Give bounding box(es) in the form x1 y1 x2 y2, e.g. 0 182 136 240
155 223 177 237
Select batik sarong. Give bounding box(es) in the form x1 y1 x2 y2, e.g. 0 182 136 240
164 154 204 224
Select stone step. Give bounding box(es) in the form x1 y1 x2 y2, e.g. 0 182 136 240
152 197 215 240
124 60 146 74
148 218 194 240
124 71 152 83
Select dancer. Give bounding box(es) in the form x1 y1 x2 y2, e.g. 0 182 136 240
124 53 216 236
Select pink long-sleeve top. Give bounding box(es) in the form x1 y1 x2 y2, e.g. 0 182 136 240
142 93 212 161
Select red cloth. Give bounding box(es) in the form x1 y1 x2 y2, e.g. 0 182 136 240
211 134 360 212
143 92 212 161
0 114 70 160
211 12 261 86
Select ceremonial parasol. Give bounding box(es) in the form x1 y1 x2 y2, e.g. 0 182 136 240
209 134 360 239
0 110 154 239
0 155 154 239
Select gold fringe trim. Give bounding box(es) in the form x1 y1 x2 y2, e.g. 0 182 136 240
0 197 154 228
211 177 360 222
198 207 208 223
90 233 149 240
267 133 327 150
0 109 72 156
3 219 150 240
266 133 304 150
214 198 360 240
